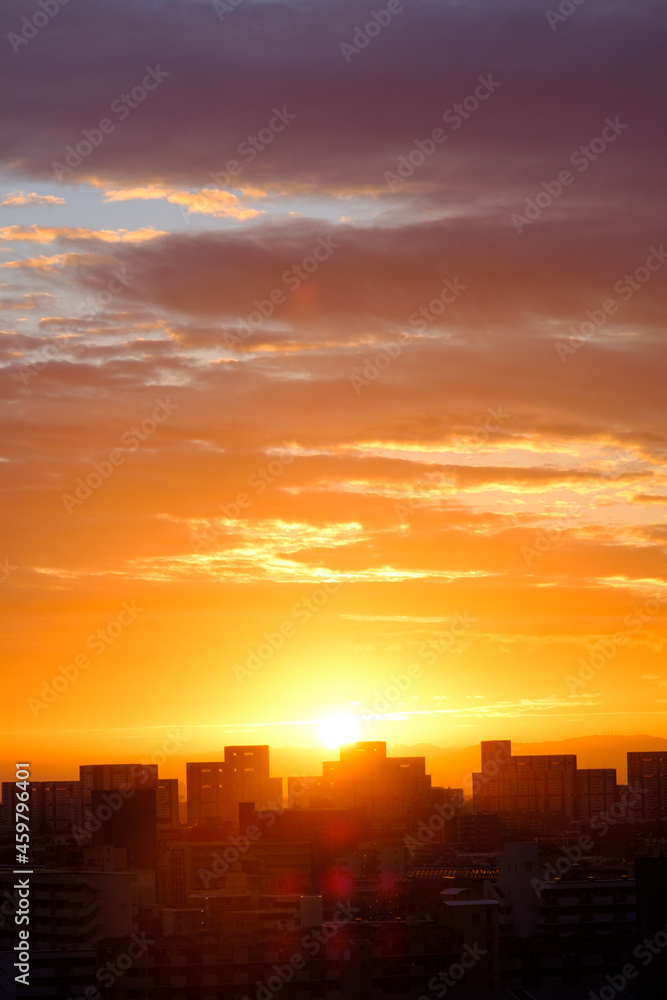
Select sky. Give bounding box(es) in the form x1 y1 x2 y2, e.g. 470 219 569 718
1 0 666 780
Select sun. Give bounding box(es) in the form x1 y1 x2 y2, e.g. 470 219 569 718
317 712 361 750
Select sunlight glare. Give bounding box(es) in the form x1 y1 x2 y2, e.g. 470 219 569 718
317 712 361 749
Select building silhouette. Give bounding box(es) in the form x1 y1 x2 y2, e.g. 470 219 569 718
186 746 281 827
322 742 431 830
627 751 667 821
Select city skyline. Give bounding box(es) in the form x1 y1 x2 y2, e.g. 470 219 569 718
3 735 667 996
5 734 667 795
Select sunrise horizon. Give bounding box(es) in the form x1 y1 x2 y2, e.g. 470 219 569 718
5 729 667 790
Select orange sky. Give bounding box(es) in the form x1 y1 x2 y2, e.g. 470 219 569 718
1 0 666 783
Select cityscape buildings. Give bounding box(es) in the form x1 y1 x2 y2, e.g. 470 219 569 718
1 739 666 997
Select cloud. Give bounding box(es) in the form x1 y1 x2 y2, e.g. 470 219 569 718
0 292 52 312
642 674 667 688
633 493 667 504
100 185 261 219
0 253 73 271
0 191 66 208
0 226 165 244
0 0 664 209
1 0 666 742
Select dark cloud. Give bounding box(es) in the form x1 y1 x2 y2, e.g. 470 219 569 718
0 0 665 208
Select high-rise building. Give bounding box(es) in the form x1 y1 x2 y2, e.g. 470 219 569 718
451 811 503 852
474 743 623 826
1 780 82 834
156 777 180 826
0 869 136 951
635 854 667 998
481 739 512 769
286 775 333 809
90 788 157 868
494 841 540 937
576 768 617 820
473 741 577 825
627 751 667 820
474 740 513 813
79 763 157 809
224 745 280 816
186 748 280 827
186 761 227 826
324 742 430 825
